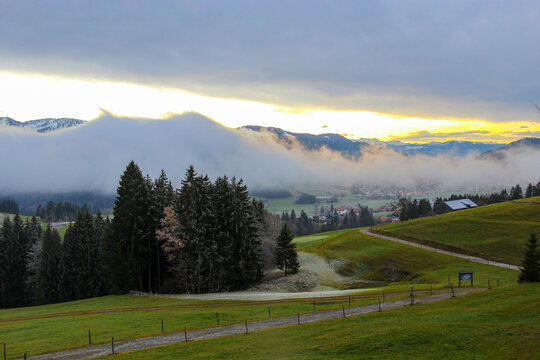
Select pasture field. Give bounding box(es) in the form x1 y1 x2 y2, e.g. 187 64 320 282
0 291 420 357
98 283 540 360
375 197 540 265
258 196 391 217
297 229 518 291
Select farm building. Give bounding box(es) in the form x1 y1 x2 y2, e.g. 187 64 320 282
433 199 478 214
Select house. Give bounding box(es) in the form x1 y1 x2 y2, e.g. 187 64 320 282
433 199 478 214
335 206 348 216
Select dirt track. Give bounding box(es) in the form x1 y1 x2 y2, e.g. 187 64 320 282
21 288 483 360
361 228 520 271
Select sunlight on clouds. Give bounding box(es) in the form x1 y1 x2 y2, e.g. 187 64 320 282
0 71 532 141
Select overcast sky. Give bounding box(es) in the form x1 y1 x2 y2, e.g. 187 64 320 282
1 1 539 140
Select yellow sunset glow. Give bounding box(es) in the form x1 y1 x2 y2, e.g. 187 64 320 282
0 71 536 142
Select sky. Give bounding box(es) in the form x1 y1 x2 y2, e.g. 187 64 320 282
1 1 539 142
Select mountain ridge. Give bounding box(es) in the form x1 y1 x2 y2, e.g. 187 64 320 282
0 117 86 132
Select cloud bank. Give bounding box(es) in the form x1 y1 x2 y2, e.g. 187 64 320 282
1 113 540 195
0 1 539 121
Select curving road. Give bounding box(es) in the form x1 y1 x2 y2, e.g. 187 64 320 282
360 228 519 271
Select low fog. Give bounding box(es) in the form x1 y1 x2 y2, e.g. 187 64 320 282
1 113 539 195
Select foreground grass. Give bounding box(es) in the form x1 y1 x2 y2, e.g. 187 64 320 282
0 292 404 357
98 284 540 360
299 229 518 290
376 197 540 265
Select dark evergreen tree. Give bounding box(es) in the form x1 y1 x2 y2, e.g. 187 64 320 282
102 161 153 293
510 184 523 200
525 183 534 198
174 166 216 294
290 209 296 222
0 215 31 307
518 233 539 282
38 225 62 304
25 216 43 305
274 224 299 276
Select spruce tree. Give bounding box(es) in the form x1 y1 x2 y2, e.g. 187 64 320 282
39 226 63 304
518 233 539 282
0 215 31 307
274 224 299 276
174 166 216 293
102 161 152 293
525 183 534 198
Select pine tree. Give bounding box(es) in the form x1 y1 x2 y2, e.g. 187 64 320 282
525 183 534 198
518 233 539 282
0 215 31 307
152 170 176 292
39 225 62 304
511 184 523 200
174 166 216 293
229 178 262 289
102 161 153 293
274 224 299 276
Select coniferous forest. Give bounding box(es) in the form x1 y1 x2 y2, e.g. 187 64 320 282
0 161 267 308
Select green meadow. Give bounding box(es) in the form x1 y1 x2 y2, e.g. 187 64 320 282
375 197 540 265
297 229 518 291
97 284 540 360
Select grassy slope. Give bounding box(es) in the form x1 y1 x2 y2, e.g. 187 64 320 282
297 229 517 290
376 197 540 265
98 284 540 360
0 293 397 357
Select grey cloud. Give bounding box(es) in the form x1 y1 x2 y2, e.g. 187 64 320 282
1 113 540 195
0 1 539 121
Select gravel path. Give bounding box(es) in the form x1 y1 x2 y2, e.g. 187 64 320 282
361 228 519 271
22 288 482 360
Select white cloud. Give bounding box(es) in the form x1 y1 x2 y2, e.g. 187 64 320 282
1 113 539 195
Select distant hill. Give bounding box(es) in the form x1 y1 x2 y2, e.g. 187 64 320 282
374 197 540 265
479 137 540 160
0 117 86 132
239 125 370 157
239 125 503 157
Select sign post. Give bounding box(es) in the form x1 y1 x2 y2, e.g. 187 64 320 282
458 272 473 287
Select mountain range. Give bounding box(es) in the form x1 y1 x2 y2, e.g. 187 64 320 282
0 117 86 132
239 125 503 157
1 115 538 160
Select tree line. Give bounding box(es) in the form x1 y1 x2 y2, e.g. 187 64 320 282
0 199 19 214
35 201 84 222
0 161 270 308
280 205 375 235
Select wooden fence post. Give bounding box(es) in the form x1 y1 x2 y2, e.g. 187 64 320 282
89 330 92 344
451 283 455 297
342 306 345 318
245 321 248 334
161 319 164 332
184 327 188 342
268 307 271 319
297 313 300 325
24 352 26 360
216 312 219 325
378 298 381 312
111 337 114 355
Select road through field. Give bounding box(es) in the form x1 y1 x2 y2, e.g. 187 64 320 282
361 228 520 271
21 288 482 360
